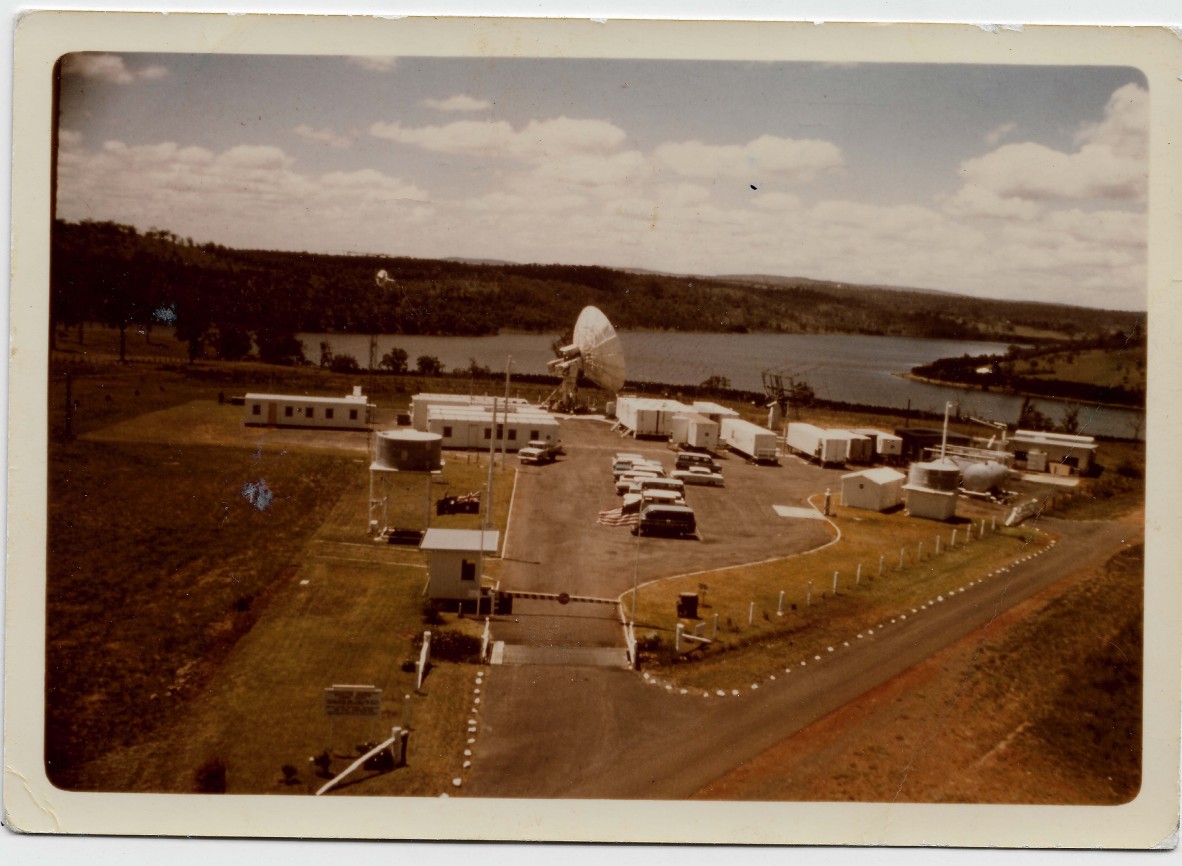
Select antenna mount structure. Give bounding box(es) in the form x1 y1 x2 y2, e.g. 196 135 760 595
546 306 626 412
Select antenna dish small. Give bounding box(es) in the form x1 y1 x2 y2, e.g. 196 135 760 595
375 269 395 288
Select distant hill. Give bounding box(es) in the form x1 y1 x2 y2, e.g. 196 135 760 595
51 220 1144 366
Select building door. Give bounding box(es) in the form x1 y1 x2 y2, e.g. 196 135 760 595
267 402 277 425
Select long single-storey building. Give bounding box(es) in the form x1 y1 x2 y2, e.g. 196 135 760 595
1005 429 1097 475
424 404 560 452
243 386 373 430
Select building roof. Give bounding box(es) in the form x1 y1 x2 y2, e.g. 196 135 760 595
419 528 500 553
842 467 906 485
244 392 369 404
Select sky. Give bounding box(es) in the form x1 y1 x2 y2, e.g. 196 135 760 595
55 53 1148 310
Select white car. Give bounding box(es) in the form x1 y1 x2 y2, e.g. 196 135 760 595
671 466 725 487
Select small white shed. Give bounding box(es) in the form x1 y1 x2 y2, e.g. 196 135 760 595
670 412 720 451
841 467 906 512
903 485 958 521
420 528 500 601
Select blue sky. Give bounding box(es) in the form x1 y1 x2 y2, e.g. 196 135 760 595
56 54 1148 309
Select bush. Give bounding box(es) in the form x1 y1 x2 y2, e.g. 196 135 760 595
414 630 482 663
194 757 227 793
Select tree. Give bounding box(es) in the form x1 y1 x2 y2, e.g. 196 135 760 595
1060 403 1082 435
416 354 443 376
700 374 731 393
379 347 409 374
1016 397 1052 432
329 353 360 373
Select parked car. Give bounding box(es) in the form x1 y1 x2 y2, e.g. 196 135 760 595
675 452 722 474
616 470 662 495
671 466 725 487
633 503 697 538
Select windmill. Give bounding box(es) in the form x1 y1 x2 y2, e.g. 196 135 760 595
546 306 626 412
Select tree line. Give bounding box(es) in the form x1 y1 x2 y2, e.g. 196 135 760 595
50 219 1145 367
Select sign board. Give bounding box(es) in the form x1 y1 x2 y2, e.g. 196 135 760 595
323 684 382 717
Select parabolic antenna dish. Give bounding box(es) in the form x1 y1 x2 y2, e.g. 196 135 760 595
572 306 626 393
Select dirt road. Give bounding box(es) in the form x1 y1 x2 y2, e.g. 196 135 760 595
467 515 1133 798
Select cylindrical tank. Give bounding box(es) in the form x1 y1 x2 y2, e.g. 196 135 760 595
907 459 961 492
374 430 442 471
961 461 1010 493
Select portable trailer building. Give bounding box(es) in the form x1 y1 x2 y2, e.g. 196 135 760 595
243 386 373 430
721 417 778 463
894 427 971 460
841 467 906 512
426 405 559 451
420 528 500 602
1006 429 1097 475
670 412 720 451
411 393 532 432
828 430 873 464
615 396 686 438
786 422 848 466
691 401 741 425
853 429 904 462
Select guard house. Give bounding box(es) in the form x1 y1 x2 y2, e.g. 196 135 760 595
420 528 500 602
841 467 906 512
243 386 373 430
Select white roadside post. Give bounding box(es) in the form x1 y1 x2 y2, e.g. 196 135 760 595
899 547 905 569
748 602 755 626
401 694 412 731
675 622 684 653
855 564 862 587
878 555 884 576
951 528 958 547
936 535 941 555
777 590 785 617
807 580 813 607
918 541 923 561
712 613 719 639
832 571 839 596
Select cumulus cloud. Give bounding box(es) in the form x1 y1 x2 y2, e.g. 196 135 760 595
420 95 492 113
984 122 1017 146
371 115 628 161
294 124 356 149
61 53 168 84
953 83 1148 209
654 134 843 182
55 137 430 252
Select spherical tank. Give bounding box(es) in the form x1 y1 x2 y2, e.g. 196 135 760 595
375 430 442 471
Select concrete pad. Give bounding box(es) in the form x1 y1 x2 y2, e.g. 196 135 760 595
772 505 825 520
498 644 631 668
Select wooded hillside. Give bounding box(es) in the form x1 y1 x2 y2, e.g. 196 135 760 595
51 219 1144 365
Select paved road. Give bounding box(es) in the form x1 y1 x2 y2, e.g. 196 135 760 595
467 515 1135 798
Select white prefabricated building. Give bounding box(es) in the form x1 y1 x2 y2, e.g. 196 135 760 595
691 401 741 425
903 485 958 521
854 428 904 460
420 528 500 601
786 422 848 466
243 386 373 429
410 393 533 431
841 467 906 512
828 429 873 463
670 412 720 450
720 417 778 462
615 397 689 438
1006 429 1097 475
425 405 559 451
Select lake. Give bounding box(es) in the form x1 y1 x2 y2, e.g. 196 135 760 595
300 330 1143 439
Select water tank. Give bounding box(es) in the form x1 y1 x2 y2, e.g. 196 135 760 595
961 461 1010 493
907 459 961 492
374 430 442 471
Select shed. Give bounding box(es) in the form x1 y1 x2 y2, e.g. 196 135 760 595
670 412 720 451
1006 429 1096 475
419 528 500 601
903 485 958 521
841 467 906 512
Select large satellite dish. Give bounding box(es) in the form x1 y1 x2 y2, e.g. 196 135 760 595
375 269 395 288
547 306 626 410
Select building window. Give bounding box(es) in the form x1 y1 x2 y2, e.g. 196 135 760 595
460 560 476 581
508 429 517 441
443 426 453 438
325 408 334 420
306 407 315 418
484 428 491 440
529 430 539 440
284 406 294 417
252 404 261 416
349 409 358 420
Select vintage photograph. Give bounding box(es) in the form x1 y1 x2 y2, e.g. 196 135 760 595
7 12 1179 848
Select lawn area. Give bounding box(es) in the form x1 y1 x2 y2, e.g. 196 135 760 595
628 502 1044 691
1010 346 1146 393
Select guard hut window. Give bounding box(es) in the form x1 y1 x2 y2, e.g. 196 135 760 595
252 404 261 416
443 426 453 438
349 409 358 420
284 406 294 418
306 407 315 419
325 408 334 420
460 560 476 581
484 428 492 440
508 429 517 441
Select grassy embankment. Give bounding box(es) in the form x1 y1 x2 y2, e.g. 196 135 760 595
47 330 518 794
695 541 1143 804
628 504 1046 692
